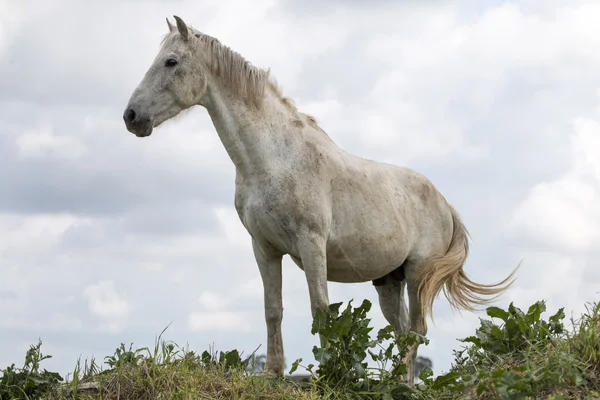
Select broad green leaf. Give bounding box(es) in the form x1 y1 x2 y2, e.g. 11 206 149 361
487 306 510 322
288 358 301 375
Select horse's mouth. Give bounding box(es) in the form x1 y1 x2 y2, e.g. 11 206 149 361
126 120 153 138
134 126 153 137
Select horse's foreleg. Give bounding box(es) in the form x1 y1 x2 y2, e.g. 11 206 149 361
252 239 285 376
297 236 330 347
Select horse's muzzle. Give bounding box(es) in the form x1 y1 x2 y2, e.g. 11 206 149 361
123 106 153 137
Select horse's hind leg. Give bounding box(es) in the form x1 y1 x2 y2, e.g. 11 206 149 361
373 267 413 384
373 261 426 386
403 262 428 386
374 275 409 334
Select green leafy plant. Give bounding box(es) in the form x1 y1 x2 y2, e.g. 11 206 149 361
3 299 600 399
0 340 63 400
104 342 147 369
290 299 428 398
201 348 247 371
422 301 590 399
463 301 565 358
570 301 600 372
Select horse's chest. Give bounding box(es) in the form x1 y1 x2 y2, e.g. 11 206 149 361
234 184 314 254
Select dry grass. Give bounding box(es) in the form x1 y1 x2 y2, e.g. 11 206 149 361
50 366 321 399
5 299 600 400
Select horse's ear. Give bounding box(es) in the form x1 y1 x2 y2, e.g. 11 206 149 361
166 17 174 32
173 15 189 42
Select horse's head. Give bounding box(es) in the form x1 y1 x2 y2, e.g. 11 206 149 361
123 16 207 137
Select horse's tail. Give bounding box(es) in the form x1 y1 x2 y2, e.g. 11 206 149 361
416 204 519 321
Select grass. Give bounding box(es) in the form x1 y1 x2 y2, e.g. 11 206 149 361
2 299 600 399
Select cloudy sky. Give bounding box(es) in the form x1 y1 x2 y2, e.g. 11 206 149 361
1 0 599 378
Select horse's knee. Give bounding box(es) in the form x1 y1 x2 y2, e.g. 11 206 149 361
265 306 283 325
310 299 328 318
412 318 427 336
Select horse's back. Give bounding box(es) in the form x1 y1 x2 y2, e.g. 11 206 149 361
329 153 450 227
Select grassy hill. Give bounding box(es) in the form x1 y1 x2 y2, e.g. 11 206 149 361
2 298 600 399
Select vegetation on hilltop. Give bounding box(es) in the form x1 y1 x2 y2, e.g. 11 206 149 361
2 298 600 399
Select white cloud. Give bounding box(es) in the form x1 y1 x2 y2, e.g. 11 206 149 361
0 0 37 53
15 123 87 160
49 313 84 332
213 207 252 250
2 0 600 379
509 178 599 252
0 313 82 332
198 291 228 311
189 279 266 333
508 97 600 253
347 1 600 167
83 280 132 330
0 213 87 256
188 311 252 332
237 277 264 301
503 88 600 334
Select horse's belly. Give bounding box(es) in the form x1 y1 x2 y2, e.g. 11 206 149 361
287 233 407 283
328 242 407 282
291 252 405 283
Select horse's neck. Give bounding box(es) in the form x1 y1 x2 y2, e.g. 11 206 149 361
203 82 290 178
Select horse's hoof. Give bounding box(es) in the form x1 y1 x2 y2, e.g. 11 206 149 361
257 369 284 379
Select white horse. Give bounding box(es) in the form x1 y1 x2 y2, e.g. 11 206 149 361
123 16 518 385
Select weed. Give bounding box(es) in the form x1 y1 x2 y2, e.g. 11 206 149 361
419 301 595 399
289 299 428 399
0 340 62 400
3 299 600 399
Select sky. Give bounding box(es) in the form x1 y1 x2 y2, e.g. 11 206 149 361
1 0 599 378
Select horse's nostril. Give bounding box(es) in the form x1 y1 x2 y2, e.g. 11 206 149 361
123 108 137 123
125 108 137 123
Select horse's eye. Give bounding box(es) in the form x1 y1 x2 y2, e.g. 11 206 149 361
165 59 178 67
